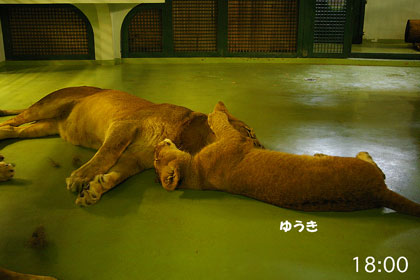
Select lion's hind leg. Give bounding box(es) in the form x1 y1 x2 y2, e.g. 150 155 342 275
356 151 386 179
0 266 57 280
0 109 25 116
1 87 102 128
0 106 59 128
0 120 58 140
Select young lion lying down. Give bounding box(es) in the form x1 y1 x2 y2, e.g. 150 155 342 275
154 102 420 217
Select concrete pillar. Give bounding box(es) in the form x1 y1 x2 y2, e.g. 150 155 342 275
109 4 138 60
76 4 115 63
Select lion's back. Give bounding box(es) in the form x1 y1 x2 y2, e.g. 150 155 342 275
58 90 202 153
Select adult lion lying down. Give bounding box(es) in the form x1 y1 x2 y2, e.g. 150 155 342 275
154 102 420 217
0 86 262 206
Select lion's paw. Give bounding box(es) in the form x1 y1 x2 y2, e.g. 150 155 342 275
66 176 89 193
75 174 106 206
0 160 14 182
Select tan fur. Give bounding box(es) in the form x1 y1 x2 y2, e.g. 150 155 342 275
0 267 56 280
154 103 420 217
0 87 262 205
0 155 14 182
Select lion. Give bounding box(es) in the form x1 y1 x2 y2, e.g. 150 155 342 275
154 102 420 217
0 267 56 280
0 155 14 182
0 87 262 206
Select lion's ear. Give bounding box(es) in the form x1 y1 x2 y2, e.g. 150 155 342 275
160 161 181 191
214 101 238 121
214 101 228 113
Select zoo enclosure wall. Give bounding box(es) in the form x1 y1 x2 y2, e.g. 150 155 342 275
0 0 419 63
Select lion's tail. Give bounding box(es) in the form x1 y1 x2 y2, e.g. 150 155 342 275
380 189 420 217
0 109 25 116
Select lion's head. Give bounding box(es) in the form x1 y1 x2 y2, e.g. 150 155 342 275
155 101 263 190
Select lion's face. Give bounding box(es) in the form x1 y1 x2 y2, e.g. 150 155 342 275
0 155 14 182
230 119 263 149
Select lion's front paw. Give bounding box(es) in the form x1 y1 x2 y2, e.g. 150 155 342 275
0 161 14 182
66 176 89 193
75 175 106 206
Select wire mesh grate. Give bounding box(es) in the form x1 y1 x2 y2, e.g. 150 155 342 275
172 0 218 52
228 0 299 53
128 8 163 53
5 6 91 57
313 0 347 54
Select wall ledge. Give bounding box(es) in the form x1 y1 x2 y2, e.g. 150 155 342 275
1 58 419 67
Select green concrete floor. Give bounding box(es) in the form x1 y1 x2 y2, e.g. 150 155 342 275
0 59 419 280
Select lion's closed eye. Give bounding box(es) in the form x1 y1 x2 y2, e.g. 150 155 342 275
243 127 256 139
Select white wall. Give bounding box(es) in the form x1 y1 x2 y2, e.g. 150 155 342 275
76 4 114 61
364 0 420 40
75 3 153 61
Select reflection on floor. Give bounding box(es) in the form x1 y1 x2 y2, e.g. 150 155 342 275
352 39 420 54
